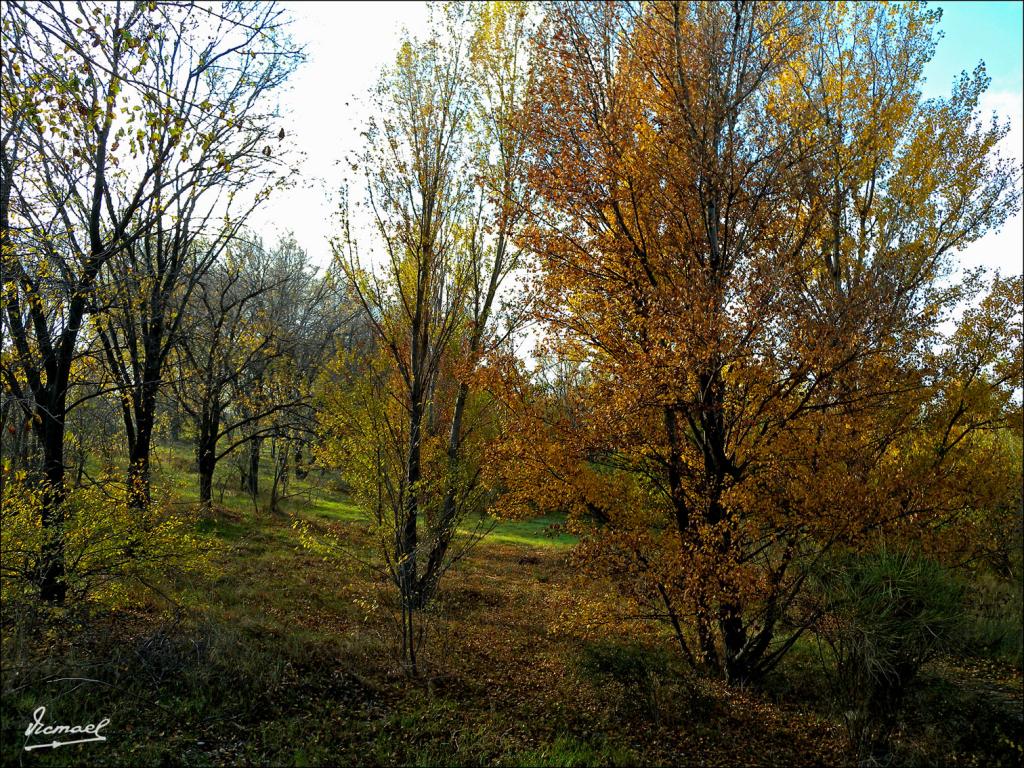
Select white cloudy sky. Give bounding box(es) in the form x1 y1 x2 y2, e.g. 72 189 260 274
256 1 1023 280
257 2 430 268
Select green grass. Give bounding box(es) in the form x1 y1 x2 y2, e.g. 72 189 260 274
194 516 249 541
510 735 638 767
2 438 588 765
478 514 576 548
307 496 364 523
154 439 575 550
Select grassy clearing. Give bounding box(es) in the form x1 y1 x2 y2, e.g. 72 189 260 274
2 444 1020 766
483 514 576 549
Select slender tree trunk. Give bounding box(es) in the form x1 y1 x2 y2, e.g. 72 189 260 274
270 442 288 514
245 437 261 497
400 395 422 609
419 380 469 605
169 405 182 443
396 363 425 674
657 582 696 668
11 416 35 472
696 594 720 672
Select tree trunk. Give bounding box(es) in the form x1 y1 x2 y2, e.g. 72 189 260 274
720 601 749 682
169 409 182 443
198 458 214 506
127 396 156 509
397 387 424 671
419 380 469 606
38 408 67 603
696 595 720 672
245 437 261 497
197 414 219 507
269 442 288 514
400 397 421 601
701 361 763 682
127 451 151 509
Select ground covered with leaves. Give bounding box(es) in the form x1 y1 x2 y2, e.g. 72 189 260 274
2 458 1021 767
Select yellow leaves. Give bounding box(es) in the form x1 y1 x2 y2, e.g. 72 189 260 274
503 0 1022 675
0 474 213 605
395 39 415 74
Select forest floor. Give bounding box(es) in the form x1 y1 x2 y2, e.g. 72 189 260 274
2 443 1022 766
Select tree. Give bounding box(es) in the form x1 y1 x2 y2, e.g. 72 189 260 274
2 1 301 600
424 0 533 610
170 234 324 507
2 0 182 602
494 1 1020 681
235 234 344 512
93 0 300 508
325 3 532 674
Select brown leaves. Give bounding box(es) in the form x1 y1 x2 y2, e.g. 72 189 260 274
495 0 1022 679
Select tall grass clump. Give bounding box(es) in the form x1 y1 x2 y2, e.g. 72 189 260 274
813 548 964 764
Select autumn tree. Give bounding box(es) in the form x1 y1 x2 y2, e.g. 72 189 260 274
324 3 532 674
93 1 300 508
495 1 1020 681
2 0 184 602
2 1 302 600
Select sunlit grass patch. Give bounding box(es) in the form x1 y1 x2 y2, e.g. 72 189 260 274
308 497 364 523
477 514 576 549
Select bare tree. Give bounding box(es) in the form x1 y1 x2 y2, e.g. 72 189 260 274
93 1 301 508
170 234 329 507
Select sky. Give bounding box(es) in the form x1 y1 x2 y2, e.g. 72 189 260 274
260 2 431 268
257 1 1024 280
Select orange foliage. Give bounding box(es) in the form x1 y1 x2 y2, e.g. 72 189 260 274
487 1 1022 682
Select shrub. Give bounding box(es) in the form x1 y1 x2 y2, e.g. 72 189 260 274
812 548 964 764
0 472 213 606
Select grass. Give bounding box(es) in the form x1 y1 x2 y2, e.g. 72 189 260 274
510 735 639 767
308 496 364 523
483 514 576 548
2 440 1021 766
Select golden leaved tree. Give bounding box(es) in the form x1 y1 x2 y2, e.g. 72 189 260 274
489 1 1021 682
